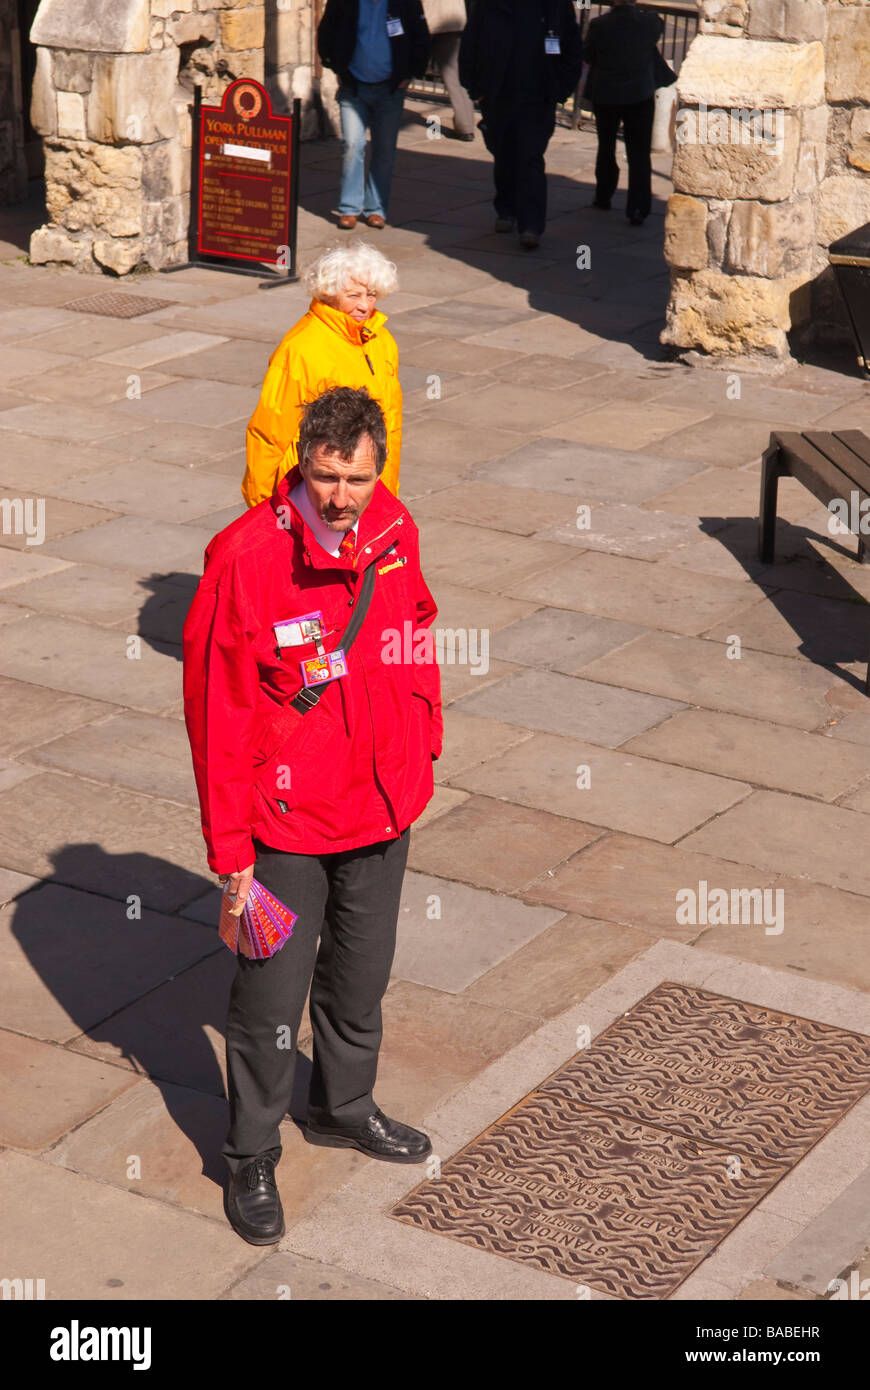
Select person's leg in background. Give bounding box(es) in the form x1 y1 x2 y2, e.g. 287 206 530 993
513 101 557 241
622 95 656 222
592 101 622 209
337 84 370 217
430 32 476 138
480 99 518 229
365 81 406 221
307 829 410 1126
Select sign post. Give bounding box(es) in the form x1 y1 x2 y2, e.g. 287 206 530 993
171 79 300 288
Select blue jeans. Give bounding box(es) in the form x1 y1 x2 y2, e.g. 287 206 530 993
337 81 406 218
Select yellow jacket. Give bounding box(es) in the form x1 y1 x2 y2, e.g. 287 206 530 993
242 299 402 506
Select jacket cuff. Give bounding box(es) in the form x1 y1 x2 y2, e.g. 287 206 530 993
208 840 256 876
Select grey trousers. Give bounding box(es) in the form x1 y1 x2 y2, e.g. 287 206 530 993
431 32 476 137
222 829 410 1173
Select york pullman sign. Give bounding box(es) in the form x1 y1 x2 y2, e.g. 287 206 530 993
192 79 300 276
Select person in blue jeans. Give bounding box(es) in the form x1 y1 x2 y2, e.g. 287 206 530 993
319 0 430 229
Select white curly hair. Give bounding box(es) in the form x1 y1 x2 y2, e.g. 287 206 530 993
303 242 399 303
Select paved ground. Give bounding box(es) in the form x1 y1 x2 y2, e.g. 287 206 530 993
1 101 870 1301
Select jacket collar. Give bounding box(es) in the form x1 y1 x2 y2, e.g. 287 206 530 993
309 298 388 346
270 462 405 572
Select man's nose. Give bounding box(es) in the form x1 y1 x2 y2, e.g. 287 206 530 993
333 480 350 506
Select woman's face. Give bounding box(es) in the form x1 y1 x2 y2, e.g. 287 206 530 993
334 277 377 323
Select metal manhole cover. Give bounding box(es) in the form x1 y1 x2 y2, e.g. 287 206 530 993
391 983 870 1299
62 292 173 318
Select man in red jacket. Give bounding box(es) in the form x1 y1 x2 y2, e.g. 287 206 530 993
183 386 442 1246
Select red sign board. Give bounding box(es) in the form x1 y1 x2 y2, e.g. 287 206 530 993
195 80 297 270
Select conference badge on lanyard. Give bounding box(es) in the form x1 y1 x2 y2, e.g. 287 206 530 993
272 609 349 688
387 15 404 36
545 31 561 54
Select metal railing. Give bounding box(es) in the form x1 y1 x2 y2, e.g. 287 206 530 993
408 2 699 111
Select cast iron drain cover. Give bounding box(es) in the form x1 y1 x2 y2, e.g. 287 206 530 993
391 983 870 1299
62 292 173 318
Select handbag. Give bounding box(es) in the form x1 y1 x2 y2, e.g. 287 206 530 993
653 48 677 88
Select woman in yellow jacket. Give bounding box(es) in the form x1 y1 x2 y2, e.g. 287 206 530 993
242 242 402 506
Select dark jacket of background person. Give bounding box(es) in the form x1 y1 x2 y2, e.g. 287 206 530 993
459 0 583 108
318 0 431 94
583 4 664 106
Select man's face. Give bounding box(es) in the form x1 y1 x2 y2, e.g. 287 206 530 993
335 277 377 323
299 434 380 532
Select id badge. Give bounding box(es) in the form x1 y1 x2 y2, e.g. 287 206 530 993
274 609 325 649
300 648 348 687
387 16 404 36
545 33 561 54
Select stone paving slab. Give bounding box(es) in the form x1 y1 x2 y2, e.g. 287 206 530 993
0 548 73 590
0 306 81 339
648 375 850 426
0 400 146 443
432 709 532 784
0 882 216 1042
20 316 171 357
645 464 821 524
0 434 133 491
90 419 240 468
450 732 751 842
26 711 198 805
534 501 708 560
649 413 796 469
473 437 703 501
410 481 578 537
0 776 212 912
0 498 117 550
152 337 272 387
96 330 229 368
221 1249 416 1301
764 1163 870 1295
540 399 712 451
453 668 685 746
425 380 597 434
580 631 840 729
69 949 233 1097
106 378 259 428
0 343 75 384
0 1149 258 1300
393 870 564 994
0 1027 140 1150
623 708 870 802
41 515 216 577
505 551 758 637
408 795 597 895
704 588 870 667
10 361 179 405
682 790 870 899
423 580 539 635
52 457 240 522
0 675 112 756
0 612 181 710
490 606 645 674
6 563 159 627
418 519 567 593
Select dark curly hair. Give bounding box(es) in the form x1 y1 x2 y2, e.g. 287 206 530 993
298 385 388 475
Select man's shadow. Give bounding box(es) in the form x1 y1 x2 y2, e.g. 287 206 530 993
705 513 870 695
11 844 312 1189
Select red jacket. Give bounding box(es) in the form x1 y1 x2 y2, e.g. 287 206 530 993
182 464 442 874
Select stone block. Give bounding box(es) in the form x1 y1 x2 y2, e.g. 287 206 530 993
827 7 870 104
673 111 799 201
31 0 151 53
724 198 814 278
817 175 870 248
662 268 807 357
705 199 731 263
223 48 265 82
677 36 825 108
29 46 56 137
29 224 91 270
795 104 827 195
698 0 747 36
167 11 217 46
849 110 870 174
87 49 178 144
664 193 708 271
746 0 825 43
56 89 86 140
220 6 265 51
52 50 93 93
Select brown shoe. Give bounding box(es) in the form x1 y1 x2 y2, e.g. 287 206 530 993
364 213 386 229
337 214 358 229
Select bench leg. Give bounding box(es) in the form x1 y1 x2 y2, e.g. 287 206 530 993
759 442 782 564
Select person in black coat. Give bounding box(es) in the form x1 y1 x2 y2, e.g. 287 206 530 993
583 0 664 225
318 0 430 228
459 0 582 248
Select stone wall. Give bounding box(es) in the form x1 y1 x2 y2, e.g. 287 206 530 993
28 0 266 273
662 0 870 365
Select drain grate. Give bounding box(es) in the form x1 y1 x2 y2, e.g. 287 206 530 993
391 983 870 1299
61 292 173 319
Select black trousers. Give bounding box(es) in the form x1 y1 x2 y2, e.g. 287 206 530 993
593 97 656 218
222 829 410 1174
479 99 557 236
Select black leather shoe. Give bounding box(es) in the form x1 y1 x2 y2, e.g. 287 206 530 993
224 1154 285 1245
305 1108 431 1163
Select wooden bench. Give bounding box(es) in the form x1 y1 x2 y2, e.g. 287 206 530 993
759 430 870 690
